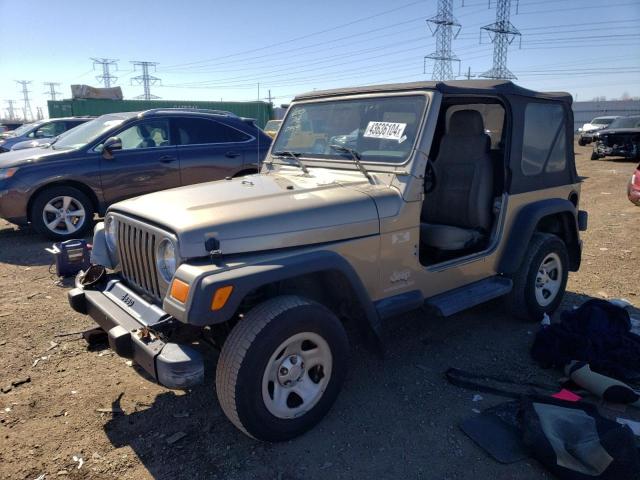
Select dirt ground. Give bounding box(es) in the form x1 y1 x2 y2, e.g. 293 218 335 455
1 142 638 480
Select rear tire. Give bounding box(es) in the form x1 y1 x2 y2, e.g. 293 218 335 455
505 233 569 322
216 295 349 442
590 152 600 160
31 186 94 240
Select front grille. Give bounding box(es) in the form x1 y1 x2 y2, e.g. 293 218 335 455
600 134 627 147
116 217 163 300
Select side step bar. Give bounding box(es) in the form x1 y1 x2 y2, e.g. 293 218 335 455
424 276 513 317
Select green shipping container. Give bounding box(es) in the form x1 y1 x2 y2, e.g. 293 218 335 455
48 99 273 128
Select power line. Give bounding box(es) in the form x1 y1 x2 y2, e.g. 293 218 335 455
425 0 461 80
164 0 427 69
91 58 119 88
15 80 34 122
43 82 62 101
131 61 161 100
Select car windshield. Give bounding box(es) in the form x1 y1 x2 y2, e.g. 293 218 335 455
608 117 640 129
272 95 427 164
592 118 614 125
264 120 281 130
10 122 39 136
52 115 127 150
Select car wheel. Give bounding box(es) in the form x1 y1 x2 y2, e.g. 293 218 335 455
590 152 600 161
505 233 569 322
31 186 94 240
216 295 349 442
578 138 586 146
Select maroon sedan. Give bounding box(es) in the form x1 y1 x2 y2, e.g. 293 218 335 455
628 162 640 206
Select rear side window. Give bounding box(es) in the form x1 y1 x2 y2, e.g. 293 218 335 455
174 118 251 145
522 103 567 176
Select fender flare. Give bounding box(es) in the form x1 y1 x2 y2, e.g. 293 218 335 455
167 250 382 339
498 198 579 275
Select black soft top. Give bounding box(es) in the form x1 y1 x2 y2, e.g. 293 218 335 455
294 80 572 105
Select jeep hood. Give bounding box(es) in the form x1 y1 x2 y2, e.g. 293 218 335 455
111 171 381 258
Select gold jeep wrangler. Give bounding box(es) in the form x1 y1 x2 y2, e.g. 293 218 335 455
68 80 587 441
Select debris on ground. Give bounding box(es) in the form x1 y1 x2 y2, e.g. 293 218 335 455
72 454 84 469
12 376 31 387
96 407 124 415
166 431 187 445
32 356 48 367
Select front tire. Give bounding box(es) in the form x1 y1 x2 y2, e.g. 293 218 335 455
505 233 569 322
31 186 94 240
216 295 349 441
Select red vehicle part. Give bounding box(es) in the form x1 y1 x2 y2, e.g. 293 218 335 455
628 163 640 206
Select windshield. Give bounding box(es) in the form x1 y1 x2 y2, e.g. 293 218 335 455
592 118 615 125
52 115 126 150
272 95 427 164
264 120 281 131
608 117 640 129
11 122 39 136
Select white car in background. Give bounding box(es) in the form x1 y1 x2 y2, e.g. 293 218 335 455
578 116 619 145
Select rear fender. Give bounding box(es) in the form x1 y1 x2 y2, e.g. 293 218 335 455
499 198 582 274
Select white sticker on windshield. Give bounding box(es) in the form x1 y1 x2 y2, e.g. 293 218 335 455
363 121 407 142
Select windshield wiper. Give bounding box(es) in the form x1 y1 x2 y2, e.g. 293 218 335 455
271 150 309 174
329 144 373 183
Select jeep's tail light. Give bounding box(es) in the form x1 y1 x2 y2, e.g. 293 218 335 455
211 285 233 311
170 279 190 303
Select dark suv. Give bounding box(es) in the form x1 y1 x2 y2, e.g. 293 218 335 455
0 109 271 239
0 117 92 153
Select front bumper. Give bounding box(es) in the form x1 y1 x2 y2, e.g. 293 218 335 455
579 133 595 144
0 179 30 225
594 139 638 159
68 278 204 389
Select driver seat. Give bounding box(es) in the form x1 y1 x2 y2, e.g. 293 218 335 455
420 110 494 251
136 125 156 149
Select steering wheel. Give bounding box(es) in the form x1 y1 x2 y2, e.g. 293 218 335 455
424 157 437 194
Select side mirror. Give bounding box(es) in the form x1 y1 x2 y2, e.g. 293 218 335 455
102 136 122 159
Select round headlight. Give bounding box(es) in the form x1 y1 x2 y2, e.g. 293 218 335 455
157 238 177 283
104 216 117 253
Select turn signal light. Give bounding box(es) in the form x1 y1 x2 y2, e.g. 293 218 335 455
170 279 190 303
211 285 233 311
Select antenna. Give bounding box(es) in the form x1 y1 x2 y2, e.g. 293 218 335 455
424 0 461 81
480 0 521 80
130 61 161 100
43 82 62 101
16 80 34 122
91 58 119 87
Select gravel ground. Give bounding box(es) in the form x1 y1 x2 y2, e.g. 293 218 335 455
1 142 638 480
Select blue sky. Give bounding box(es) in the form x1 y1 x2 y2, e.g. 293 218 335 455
1 0 639 119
